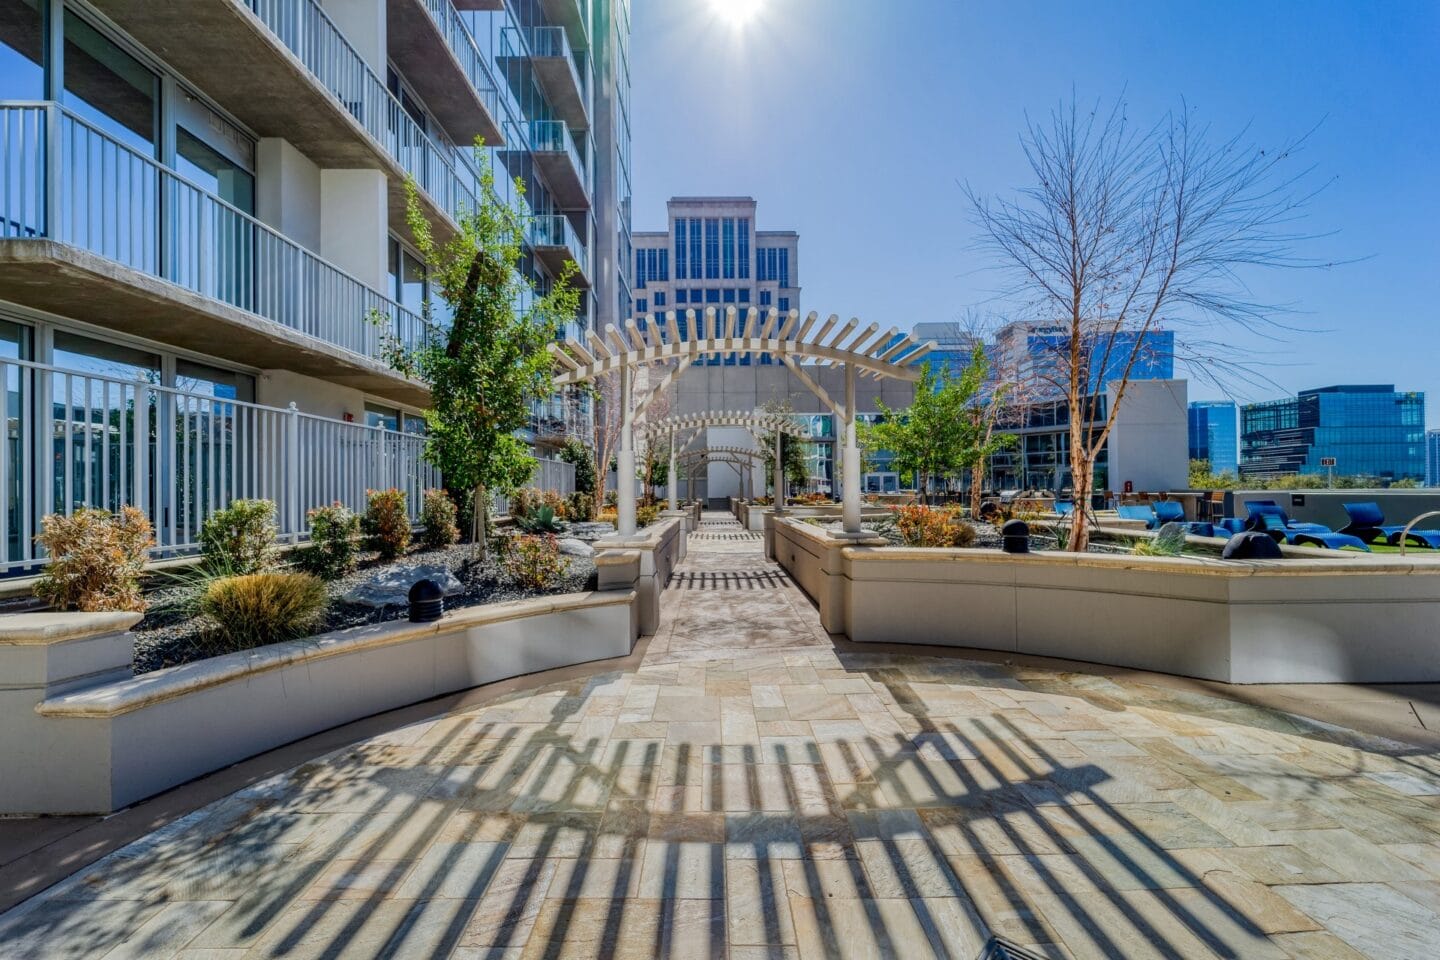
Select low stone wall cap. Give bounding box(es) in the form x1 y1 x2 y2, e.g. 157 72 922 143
0 611 143 645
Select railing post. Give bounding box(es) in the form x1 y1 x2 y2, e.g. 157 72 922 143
132 384 150 521
43 104 60 240
285 403 301 542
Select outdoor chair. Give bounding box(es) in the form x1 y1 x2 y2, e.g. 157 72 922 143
1338 501 1440 548
1116 504 1156 527
1152 500 1186 526
1216 518 1248 536
1054 500 1075 516
1245 503 1370 551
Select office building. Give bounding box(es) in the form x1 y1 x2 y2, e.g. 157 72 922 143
0 0 630 570
993 322 1175 395
633 197 798 364
1189 401 1240 475
910 323 981 378
1426 430 1440 487
1240 385 1426 482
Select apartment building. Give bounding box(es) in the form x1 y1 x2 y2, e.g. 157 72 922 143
0 0 630 570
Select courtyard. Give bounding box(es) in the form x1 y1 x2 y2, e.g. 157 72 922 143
1 514 1437 959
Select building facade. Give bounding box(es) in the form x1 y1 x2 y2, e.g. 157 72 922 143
1188 400 1239 475
1425 430 1440 487
0 0 629 570
632 197 799 364
1240 385 1426 482
992 322 1175 395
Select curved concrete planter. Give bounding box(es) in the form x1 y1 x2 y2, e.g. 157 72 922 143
1 590 637 815
774 517 1440 685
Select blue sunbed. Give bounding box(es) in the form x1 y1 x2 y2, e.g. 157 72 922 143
1152 501 1186 526
1339 502 1440 549
1054 500 1075 517
1246 504 1370 551
1116 504 1155 527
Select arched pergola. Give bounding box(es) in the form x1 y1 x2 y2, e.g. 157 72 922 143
671 446 770 502
549 306 933 536
639 410 810 514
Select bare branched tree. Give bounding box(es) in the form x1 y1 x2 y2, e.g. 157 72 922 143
967 97 1328 550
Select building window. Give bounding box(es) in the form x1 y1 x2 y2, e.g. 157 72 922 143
704 218 720 279
689 219 702 278
635 250 646 289
658 249 669 281
705 289 721 303
722 289 735 303
654 291 666 307
778 249 790 288
636 298 647 315
63 10 159 157
778 297 790 313
690 288 701 302
674 219 687 280
675 289 687 304
739 289 751 303
738 218 750 280
365 403 399 431
760 290 772 306
0 0 43 100
722 218 735 278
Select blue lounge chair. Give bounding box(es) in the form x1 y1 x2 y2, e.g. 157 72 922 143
1152 501 1186 526
1245 503 1370 551
1116 504 1155 527
1339 502 1440 548
1216 518 1248 536
1181 522 1215 538
1054 500 1075 517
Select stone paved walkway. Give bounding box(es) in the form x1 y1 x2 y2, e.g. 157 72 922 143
3 513 1440 958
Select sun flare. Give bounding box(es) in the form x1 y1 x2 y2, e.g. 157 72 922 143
710 0 764 28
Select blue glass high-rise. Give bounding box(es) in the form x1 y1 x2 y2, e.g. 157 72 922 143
1241 385 1426 482
1189 401 1239 475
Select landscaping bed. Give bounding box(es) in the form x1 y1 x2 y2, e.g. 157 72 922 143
132 540 601 674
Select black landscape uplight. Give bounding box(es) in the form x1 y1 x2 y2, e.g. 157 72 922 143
408 579 445 622
1001 519 1030 554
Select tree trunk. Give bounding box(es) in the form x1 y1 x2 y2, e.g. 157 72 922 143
970 462 984 518
1069 449 1091 552
473 482 489 561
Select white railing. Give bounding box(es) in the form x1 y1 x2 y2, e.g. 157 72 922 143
418 0 502 124
493 458 577 518
243 0 479 219
0 102 436 361
1 356 439 573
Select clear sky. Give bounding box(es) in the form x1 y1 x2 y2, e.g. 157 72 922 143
630 0 1440 423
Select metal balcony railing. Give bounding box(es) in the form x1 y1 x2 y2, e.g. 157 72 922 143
0 102 436 363
505 25 590 108
525 119 587 181
243 0 479 218
529 213 588 272
0 355 440 573
416 0 504 130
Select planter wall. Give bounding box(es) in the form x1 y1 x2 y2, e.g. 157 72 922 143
594 516 685 636
773 518 1440 685
1 588 638 816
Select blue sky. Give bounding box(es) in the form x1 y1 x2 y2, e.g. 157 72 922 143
630 0 1440 423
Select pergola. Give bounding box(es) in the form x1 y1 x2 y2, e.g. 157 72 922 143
549 306 933 536
640 410 810 514
670 446 770 503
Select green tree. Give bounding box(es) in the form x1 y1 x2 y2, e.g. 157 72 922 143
559 437 597 496
862 356 1007 505
758 400 808 499
378 146 579 559
1188 459 1239 490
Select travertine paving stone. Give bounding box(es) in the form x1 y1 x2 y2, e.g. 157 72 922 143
1 513 1438 958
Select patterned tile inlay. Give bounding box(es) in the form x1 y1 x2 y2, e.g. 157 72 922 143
2 512 1439 959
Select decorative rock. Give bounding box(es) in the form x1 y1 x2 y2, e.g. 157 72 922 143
557 538 595 558
566 522 617 542
343 564 463 608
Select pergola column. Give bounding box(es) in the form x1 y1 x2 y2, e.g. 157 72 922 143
617 365 636 536
842 362 861 534
667 425 678 511
773 428 785 516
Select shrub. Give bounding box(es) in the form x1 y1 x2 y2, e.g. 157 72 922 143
363 488 410 561
295 503 361 579
509 487 539 519
502 534 570 590
199 499 278 573
559 438 597 496
892 504 975 548
566 491 596 522
518 504 563 534
34 507 154 612
540 489 568 519
636 504 660 528
420 489 460 549
197 571 327 653
596 507 618 526
1133 522 1187 557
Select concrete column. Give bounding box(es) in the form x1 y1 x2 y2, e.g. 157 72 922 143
617 366 636 535
667 426 677 511
843 363 862 534
256 138 321 253
320 168 388 292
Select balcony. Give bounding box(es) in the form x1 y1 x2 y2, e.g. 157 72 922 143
388 0 505 146
539 0 591 48
0 103 432 407
499 27 590 130
504 120 590 210
86 0 477 236
530 214 590 287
